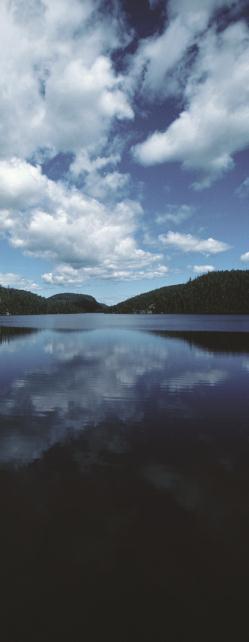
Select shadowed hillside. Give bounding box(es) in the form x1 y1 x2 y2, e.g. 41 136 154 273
1 270 249 315
111 270 249 314
46 293 106 314
0 287 105 315
0 286 46 315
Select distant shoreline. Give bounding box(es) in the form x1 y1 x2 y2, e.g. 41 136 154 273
1 269 249 315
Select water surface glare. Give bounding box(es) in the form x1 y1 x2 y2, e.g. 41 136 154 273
0 315 249 641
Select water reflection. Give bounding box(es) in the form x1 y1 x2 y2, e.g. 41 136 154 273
0 325 38 345
1 311 249 332
160 368 227 391
1 324 249 641
0 326 248 466
156 330 249 354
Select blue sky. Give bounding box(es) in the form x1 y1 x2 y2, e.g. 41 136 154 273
0 0 248 304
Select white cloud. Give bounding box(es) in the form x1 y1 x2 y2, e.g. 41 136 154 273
0 0 243 289
0 272 39 290
0 0 133 161
193 264 215 273
0 158 47 208
81 170 130 201
42 264 169 286
0 159 165 284
156 204 194 226
159 231 230 253
70 150 121 177
241 251 249 262
68 146 132 201
132 0 235 98
133 19 249 186
69 146 131 202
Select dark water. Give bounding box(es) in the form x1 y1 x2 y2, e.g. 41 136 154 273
1 315 249 641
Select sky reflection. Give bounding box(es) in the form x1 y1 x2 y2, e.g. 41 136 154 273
0 326 248 466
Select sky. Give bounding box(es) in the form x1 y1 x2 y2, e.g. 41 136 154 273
0 0 248 304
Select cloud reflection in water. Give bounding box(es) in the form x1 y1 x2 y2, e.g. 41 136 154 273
0 327 243 466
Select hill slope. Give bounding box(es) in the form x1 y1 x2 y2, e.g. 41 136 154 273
110 270 249 314
47 293 106 314
0 287 105 315
1 270 249 316
0 286 47 315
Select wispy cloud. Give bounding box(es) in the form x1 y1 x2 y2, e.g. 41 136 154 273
236 177 249 198
241 251 249 262
156 204 195 226
159 231 230 254
133 15 249 187
192 264 215 274
0 272 39 290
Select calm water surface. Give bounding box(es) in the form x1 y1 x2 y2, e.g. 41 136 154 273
1 314 249 641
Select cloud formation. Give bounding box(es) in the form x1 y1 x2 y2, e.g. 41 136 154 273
134 0 235 98
193 264 215 274
241 252 249 262
0 0 247 293
134 16 249 187
0 0 133 160
0 272 39 290
156 204 195 226
0 158 166 285
159 231 230 254
0 1 172 288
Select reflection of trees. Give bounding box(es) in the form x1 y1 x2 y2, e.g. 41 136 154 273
0 326 38 345
0 330 170 465
153 331 249 355
0 328 240 467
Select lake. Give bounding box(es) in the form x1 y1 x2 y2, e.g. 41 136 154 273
0 314 249 641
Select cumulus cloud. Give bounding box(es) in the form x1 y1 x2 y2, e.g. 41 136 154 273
42 264 169 285
159 231 230 253
133 17 249 187
70 150 121 177
0 158 47 208
0 272 39 290
193 264 215 273
0 0 133 161
0 0 244 288
68 147 132 200
132 0 235 98
0 159 165 284
241 252 249 262
80 170 130 201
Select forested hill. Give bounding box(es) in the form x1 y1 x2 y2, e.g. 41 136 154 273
110 270 249 314
0 287 105 315
46 293 107 313
1 270 249 315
